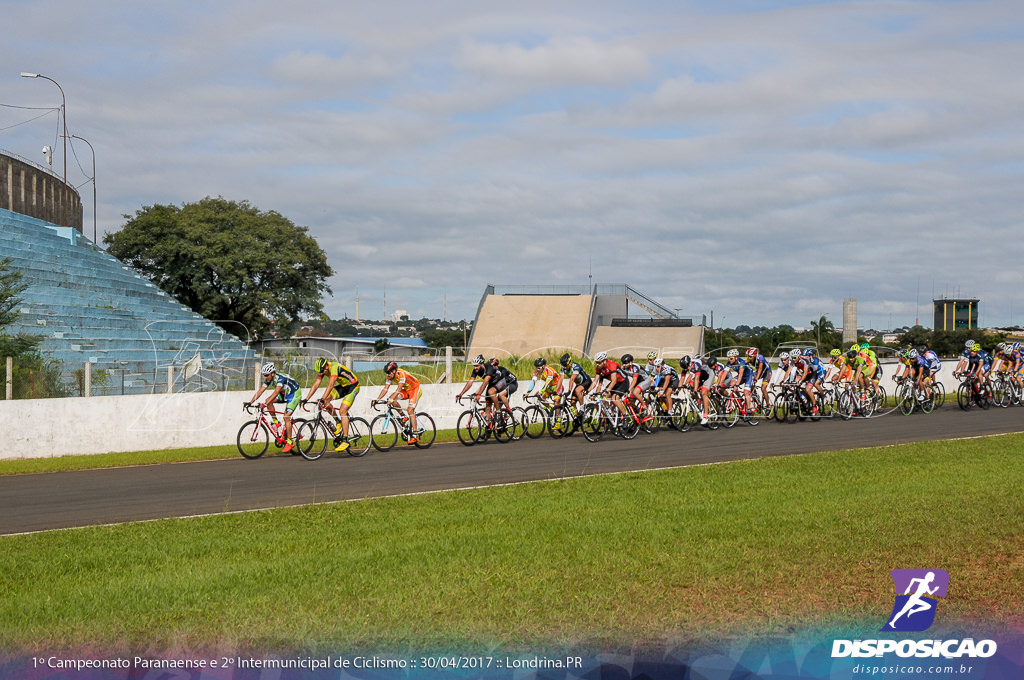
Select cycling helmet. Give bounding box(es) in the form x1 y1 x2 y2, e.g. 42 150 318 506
971 343 981 352
679 355 691 370
829 348 841 357
621 353 634 365
384 361 398 374
996 342 1006 352
746 347 757 358
802 348 814 356
779 351 790 360
560 352 571 367
727 349 739 358
260 362 276 375
489 358 500 367
313 358 328 374
472 354 485 366
846 350 857 359
907 349 918 359
594 351 608 363
965 339 975 349
849 345 860 353
860 343 870 351
534 357 547 368
653 357 664 367
647 350 658 360
1014 342 1022 351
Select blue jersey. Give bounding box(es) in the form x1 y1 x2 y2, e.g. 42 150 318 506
922 350 941 372
562 362 592 386
752 354 772 379
271 371 300 397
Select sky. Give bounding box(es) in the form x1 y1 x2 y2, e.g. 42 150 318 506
2 0 1023 330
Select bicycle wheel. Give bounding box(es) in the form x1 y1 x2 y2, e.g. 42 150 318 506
457 409 483 446
581 403 605 442
838 392 855 420
617 412 640 439
934 380 947 407
370 413 398 452
296 419 327 460
897 383 915 416
640 401 661 434
784 395 800 424
548 404 573 438
237 420 269 459
721 396 740 428
522 405 547 439
413 412 436 448
492 409 513 443
345 416 372 456
957 383 972 411
918 389 935 414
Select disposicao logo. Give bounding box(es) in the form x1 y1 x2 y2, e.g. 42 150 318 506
881 568 949 632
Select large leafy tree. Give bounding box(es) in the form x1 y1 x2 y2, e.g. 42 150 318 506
105 197 334 340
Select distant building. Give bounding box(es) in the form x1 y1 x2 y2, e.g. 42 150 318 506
933 298 979 331
842 298 858 344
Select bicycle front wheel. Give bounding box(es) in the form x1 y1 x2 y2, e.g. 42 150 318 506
296 419 328 460
581 403 605 442
237 420 270 459
371 414 398 452
414 412 436 449
522 405 547 438
457 409 483 446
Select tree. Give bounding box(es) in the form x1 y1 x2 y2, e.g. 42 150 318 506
0 258 39 358
105 197 334 340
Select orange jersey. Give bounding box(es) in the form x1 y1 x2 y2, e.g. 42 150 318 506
386 368 420 394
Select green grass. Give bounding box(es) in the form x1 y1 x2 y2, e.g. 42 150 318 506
1 434 1021 655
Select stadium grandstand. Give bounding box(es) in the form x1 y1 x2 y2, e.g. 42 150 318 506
1 150 252 396
467 284 705 361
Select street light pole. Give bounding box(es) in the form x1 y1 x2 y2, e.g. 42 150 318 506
61 134 96 243
21 72 67 184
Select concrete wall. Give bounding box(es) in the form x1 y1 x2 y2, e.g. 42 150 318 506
1 362 958 459
469 294 593 359
0 153 82 230
589 326 704 361
1 384 469 459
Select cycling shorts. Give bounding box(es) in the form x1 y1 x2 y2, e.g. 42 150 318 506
276 389 302 414
396 387 422 407
661 375 679 390
331 383 359 407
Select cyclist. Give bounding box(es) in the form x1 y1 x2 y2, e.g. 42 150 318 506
619 353 653 420
692 355 721 425
590 351 629 419
790 350 818 414
649 357 679 414
375 361 422 445
525 357 563 403
953 339 976 378
559 353 592 413
826 348 850 384
723 349 755 418
920 346 942 400
964 343 993 400
747 347 774 410
306 357 360 452
246 362 302 454
457 355 508 424
861 343 883 387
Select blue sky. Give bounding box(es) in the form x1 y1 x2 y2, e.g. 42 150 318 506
2 0 1023 329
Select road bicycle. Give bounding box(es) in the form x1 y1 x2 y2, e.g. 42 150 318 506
673 386 709 431
370 399 437 451
716 385 759 427
954 373 991 411
295 401 371 460
455 395 524 445
521 394 559 438
894 376 934 416
989 371 1022 408
237 402 308 459
580 393 646 442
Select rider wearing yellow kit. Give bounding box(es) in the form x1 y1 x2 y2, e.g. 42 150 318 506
306 357 360 452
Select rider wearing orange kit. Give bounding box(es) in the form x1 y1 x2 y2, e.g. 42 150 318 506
375 362 422 445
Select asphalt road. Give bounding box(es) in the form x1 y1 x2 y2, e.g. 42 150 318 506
2 405 1021 535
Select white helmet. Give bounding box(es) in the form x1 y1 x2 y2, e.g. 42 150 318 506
653 357 664 367
779 351 790 360
965 339 975 349
594 351 608 362
727 349 739 358
260 362 276 375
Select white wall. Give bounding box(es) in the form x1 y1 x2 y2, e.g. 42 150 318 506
0 363 957 459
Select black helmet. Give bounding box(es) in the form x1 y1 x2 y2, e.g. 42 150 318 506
679 355 691 370
846 350 857 359
559 352 571 367
489 358 499 367
621 353 634 365
384 361 398 374
534 357 547 368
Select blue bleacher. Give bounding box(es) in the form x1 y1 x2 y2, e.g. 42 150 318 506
1 209 254 394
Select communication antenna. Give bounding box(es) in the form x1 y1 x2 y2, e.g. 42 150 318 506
355 287 360 322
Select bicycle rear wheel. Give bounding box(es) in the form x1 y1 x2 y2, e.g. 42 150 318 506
345 416 372 456
548 404 573 438
413 413 436 448
237 420 269 459
370 413 398 451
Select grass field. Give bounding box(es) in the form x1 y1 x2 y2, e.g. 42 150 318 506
0 433 1021 655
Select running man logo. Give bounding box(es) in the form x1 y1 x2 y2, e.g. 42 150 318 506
881 569 949 632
